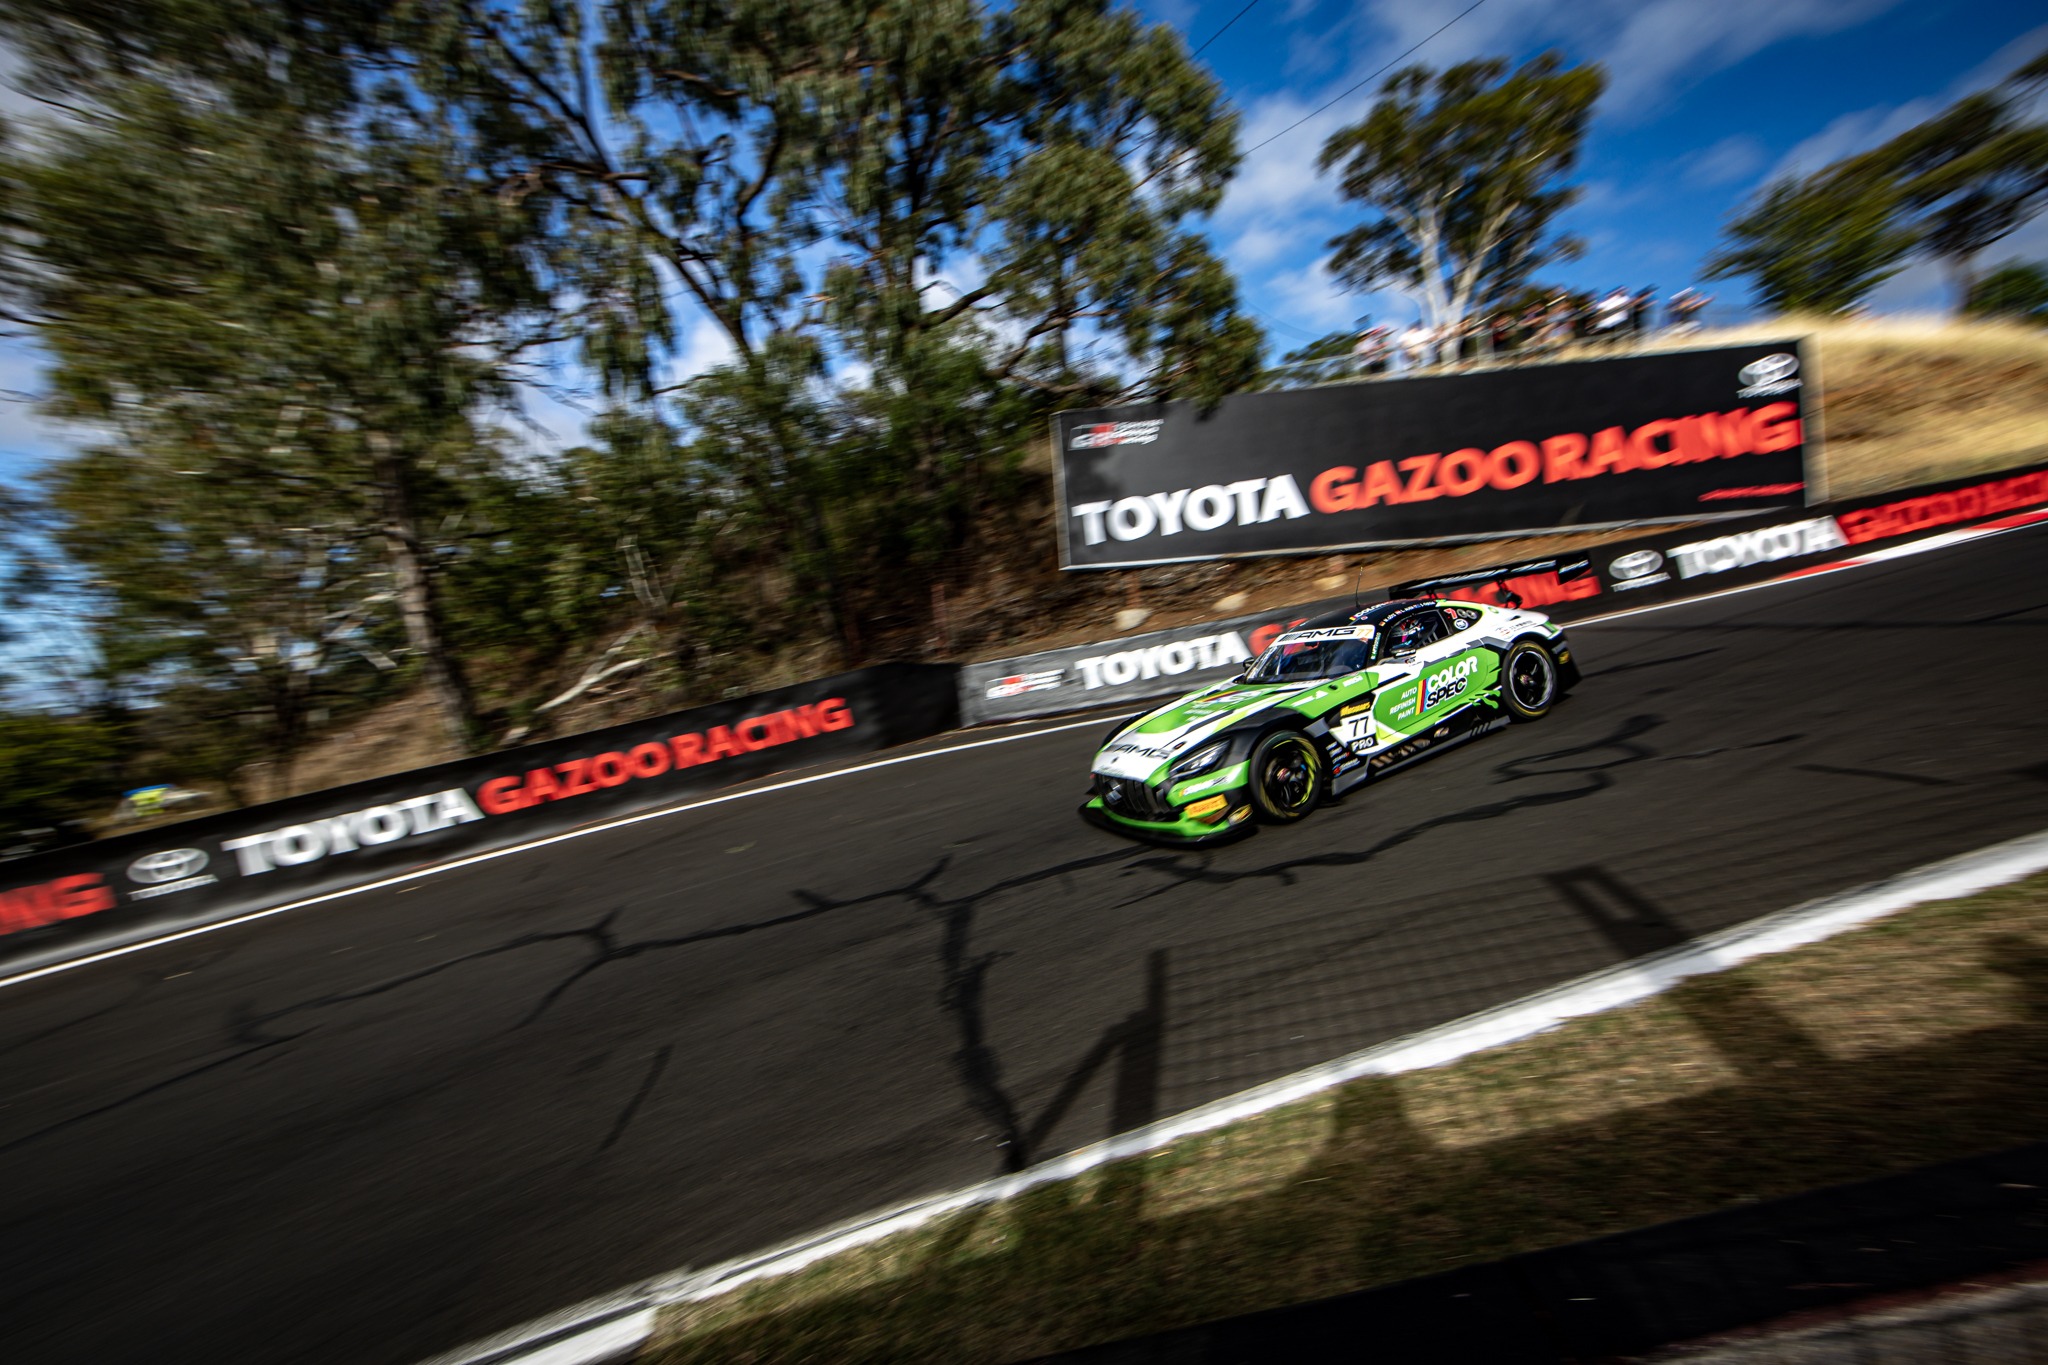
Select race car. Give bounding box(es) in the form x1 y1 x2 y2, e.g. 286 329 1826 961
1082 595 1579 845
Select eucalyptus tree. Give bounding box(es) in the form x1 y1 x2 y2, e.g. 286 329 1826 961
1704 173 1916 314
407 0 1258 401
1708 46 2048 314
0 68 548 756
1317 54 1605 335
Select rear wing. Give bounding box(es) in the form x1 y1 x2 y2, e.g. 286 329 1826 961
1389 554 1593 610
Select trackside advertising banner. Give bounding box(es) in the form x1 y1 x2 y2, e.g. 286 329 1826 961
1055 341 1812 568
1391 460 2048 617
960 597 1352 725
0 665 958 975
975 460 2048 724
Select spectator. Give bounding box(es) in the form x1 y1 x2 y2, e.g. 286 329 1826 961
1668 287 1710 334
1593 287 1631 341
1352 325 1391 374
1488 311 1513 360
1631 286 1656 338
1543 294 1576 349
1398 320 1432 371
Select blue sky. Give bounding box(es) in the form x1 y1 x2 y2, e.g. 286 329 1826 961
1161 0 2048 348
1 0 2045 480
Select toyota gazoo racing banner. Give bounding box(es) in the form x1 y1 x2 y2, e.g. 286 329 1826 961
1408 461 2048 620
1054 342 1812 569
0 665 960 966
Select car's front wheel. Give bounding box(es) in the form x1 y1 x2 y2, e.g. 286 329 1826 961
1247 730 1323 823
1501 640 1560 721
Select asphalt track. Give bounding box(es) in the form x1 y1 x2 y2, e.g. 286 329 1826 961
2 525 2046 1365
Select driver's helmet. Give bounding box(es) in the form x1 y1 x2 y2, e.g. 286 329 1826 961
1389 615 1432 652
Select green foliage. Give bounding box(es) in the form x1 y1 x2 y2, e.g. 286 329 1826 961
1707 46 2048 312
0 0 1263 804
1966 260 2048 324
1704 174 1917 313
1318 53 1605 333
0 710 119 844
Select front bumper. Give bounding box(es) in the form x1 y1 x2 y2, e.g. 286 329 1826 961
1080 794 1256 847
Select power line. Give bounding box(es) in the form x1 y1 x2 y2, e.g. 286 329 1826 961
1231 0 1490 342
1191 0 1261 59
1241 0 1489 157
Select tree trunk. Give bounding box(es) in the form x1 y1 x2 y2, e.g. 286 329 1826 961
368 431 478 753
1947 253 1979 316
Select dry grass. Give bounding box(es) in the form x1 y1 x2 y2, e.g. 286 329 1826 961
1673 315 2048 500
638 872 2048 1365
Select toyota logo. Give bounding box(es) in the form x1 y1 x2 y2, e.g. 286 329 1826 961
129 848 209 884
1610 549 1665 580
1739 353 1799 386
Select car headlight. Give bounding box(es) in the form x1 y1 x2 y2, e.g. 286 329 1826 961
1168 741 1229 782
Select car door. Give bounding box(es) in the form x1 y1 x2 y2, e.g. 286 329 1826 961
1408 606 1499 723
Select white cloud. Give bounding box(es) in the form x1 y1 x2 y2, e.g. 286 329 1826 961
1260 258 1370 335
1685 135 1767 187
1768 22 2048 183
1230 220 1312 268
1283 0 1906 128
1767 99 1939 183
1595 0 1902 115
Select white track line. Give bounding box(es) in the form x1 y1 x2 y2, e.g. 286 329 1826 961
421 825 2048 1365
10 511 2043 993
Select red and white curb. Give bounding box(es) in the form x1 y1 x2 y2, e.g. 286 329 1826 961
420 825 2048 1365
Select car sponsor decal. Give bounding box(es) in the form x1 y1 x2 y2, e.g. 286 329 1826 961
1419 655 1483 711
1269 626 1373 647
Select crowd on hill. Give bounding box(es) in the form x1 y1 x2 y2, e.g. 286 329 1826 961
1329 286 1713 378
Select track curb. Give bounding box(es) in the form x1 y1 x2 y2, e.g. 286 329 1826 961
419 825 2048 1365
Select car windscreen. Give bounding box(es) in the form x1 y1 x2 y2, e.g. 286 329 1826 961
1244 628 1373 683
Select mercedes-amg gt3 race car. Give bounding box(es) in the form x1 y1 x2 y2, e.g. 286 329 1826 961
1083 595 1579 845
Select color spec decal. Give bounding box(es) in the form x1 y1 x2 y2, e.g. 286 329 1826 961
1419 655 1483 711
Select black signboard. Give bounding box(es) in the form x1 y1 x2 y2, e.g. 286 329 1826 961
1055 341 1812 569
0 664 960 977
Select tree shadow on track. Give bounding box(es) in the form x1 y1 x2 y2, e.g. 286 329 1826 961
642 895 2048 1365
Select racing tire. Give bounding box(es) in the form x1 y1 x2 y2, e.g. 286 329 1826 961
1501 640 1560 722
1247 730 1323 824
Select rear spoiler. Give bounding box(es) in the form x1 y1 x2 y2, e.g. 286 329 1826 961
1389 553 1592 609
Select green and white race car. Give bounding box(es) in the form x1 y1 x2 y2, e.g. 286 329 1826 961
1082 594 1579 845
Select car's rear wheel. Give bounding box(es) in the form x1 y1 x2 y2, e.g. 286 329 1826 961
1248 731 1323 823
1501 640 1560 721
